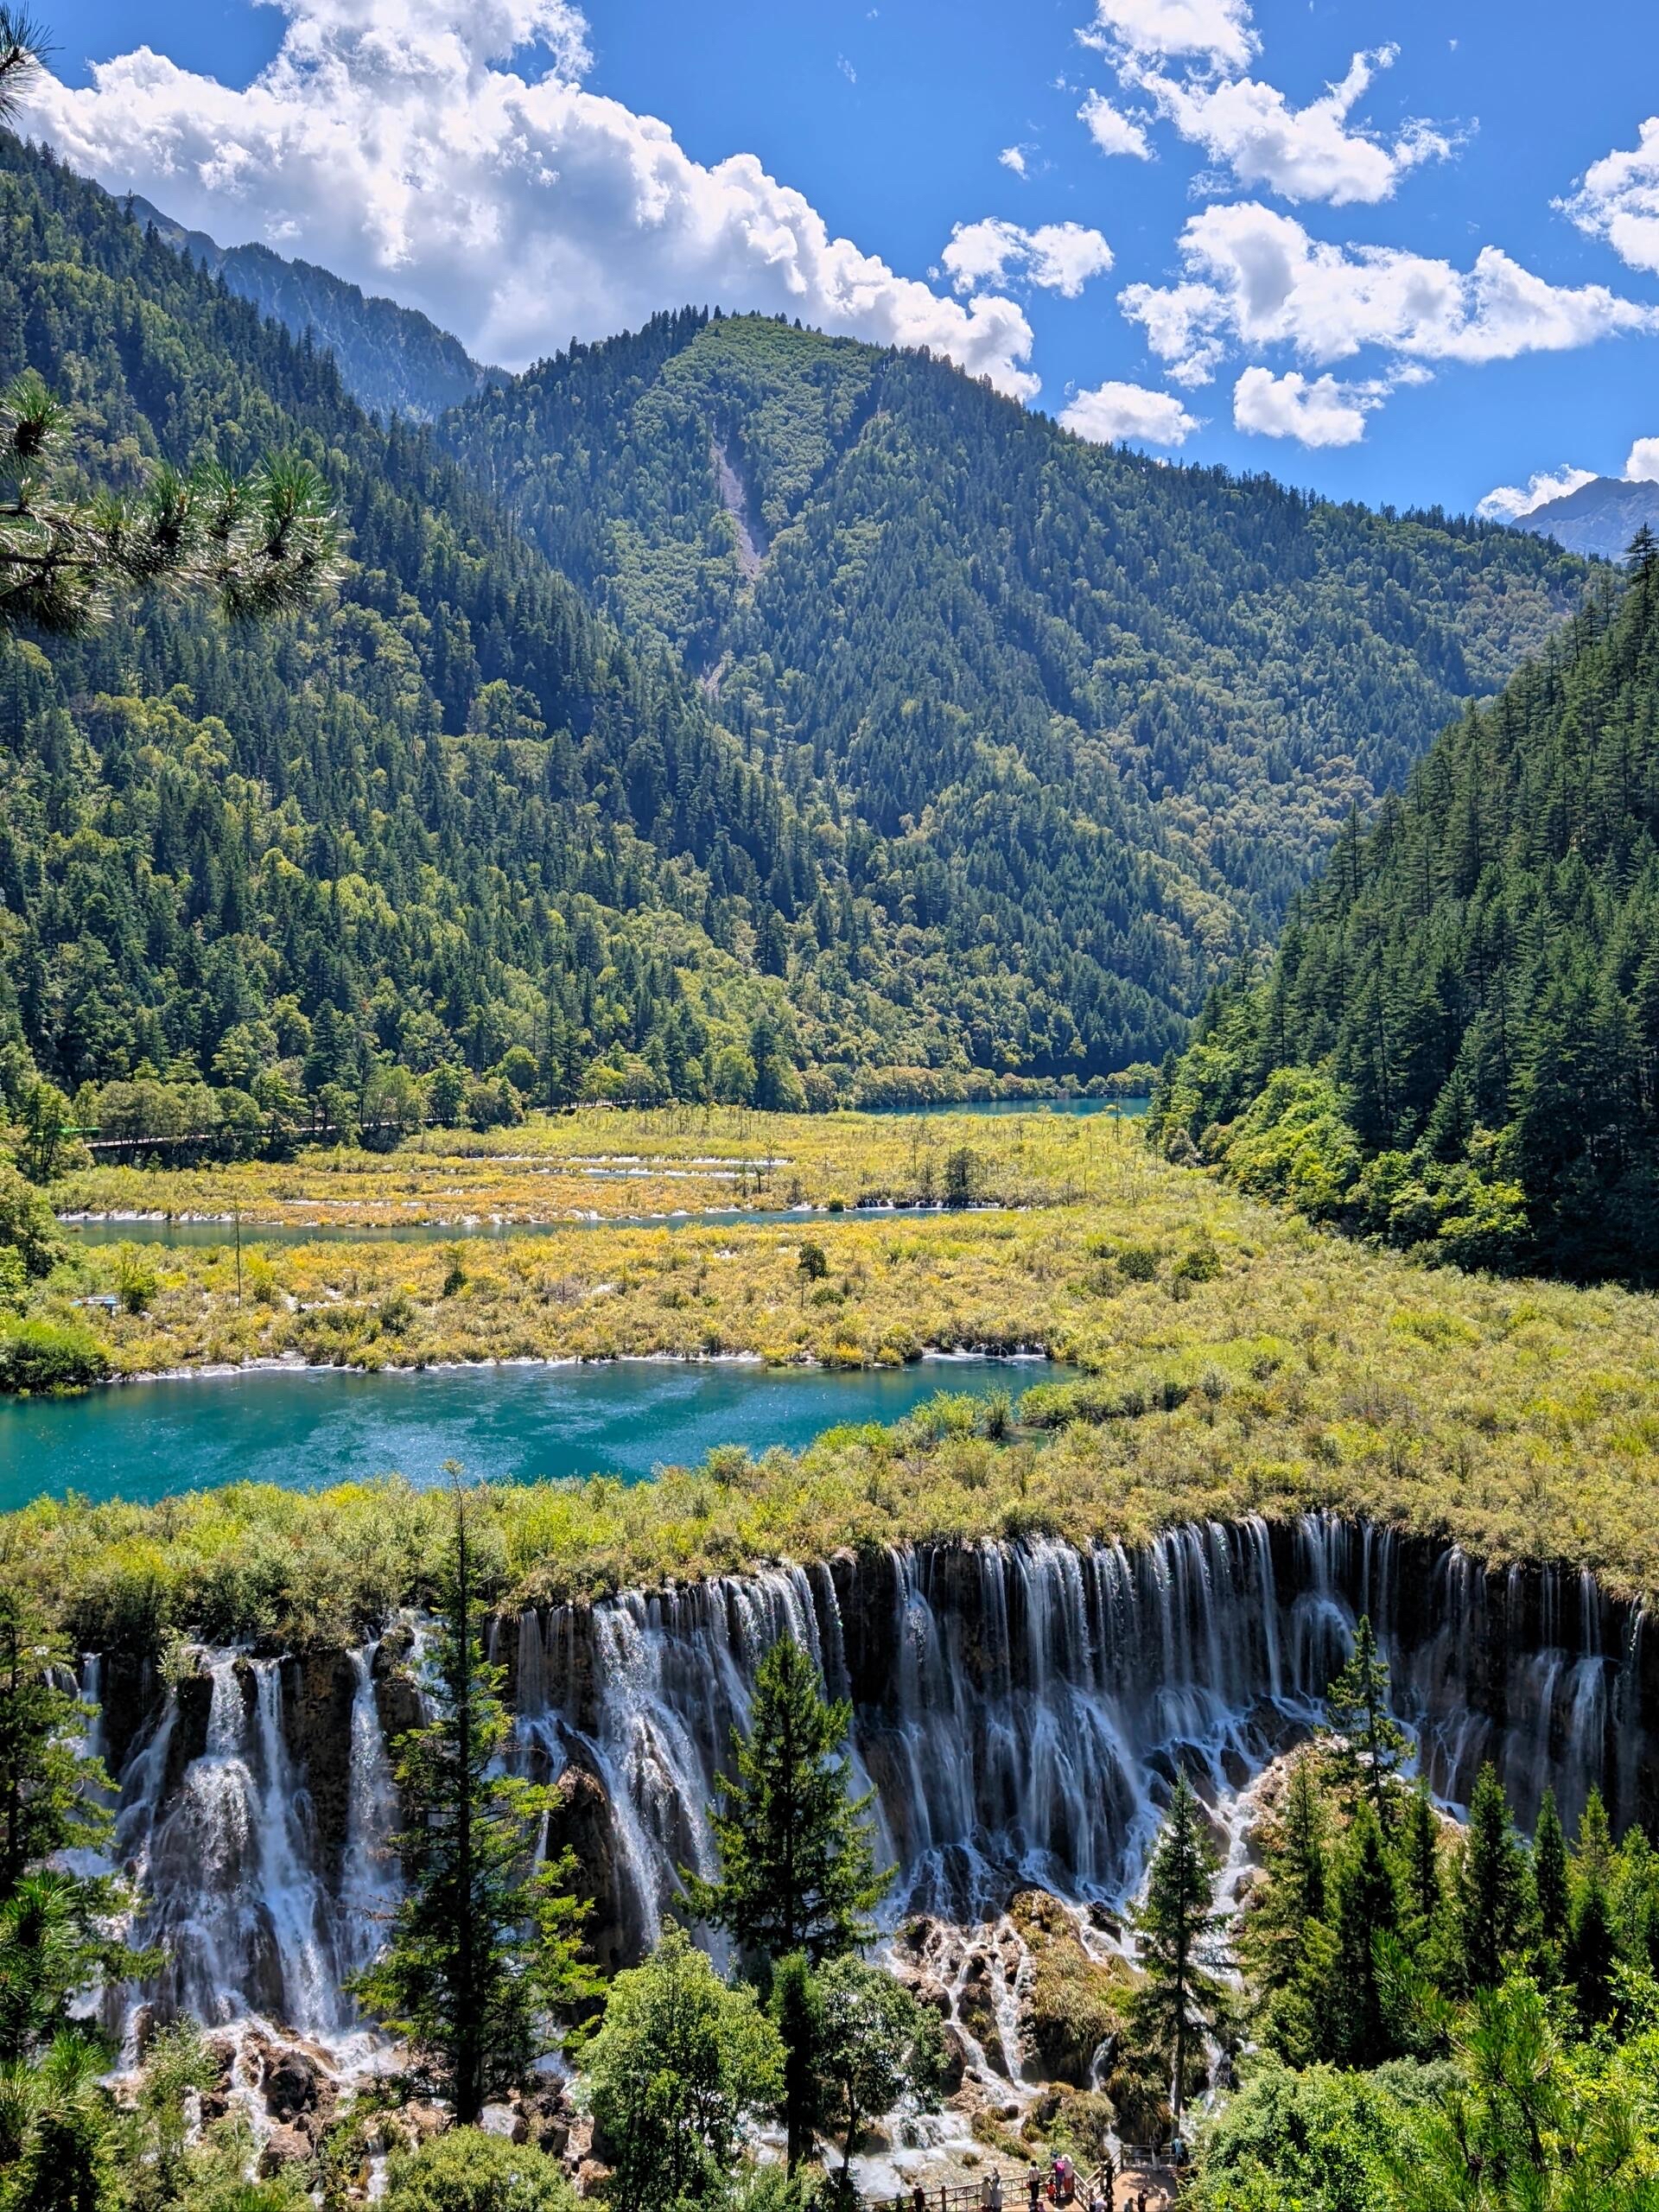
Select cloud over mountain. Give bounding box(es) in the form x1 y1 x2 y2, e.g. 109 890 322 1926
19 0 1041 395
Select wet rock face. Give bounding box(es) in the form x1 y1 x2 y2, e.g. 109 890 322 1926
258 2122 313 2176
545 1757 630 1973
372 1627 424 1743
95 1654 156 1778
283 1651 358 1882
1008 1891 1134 2090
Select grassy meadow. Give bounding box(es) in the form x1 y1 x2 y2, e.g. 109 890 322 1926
10 1109 1659 1648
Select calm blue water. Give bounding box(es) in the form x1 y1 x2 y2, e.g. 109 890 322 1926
867 1096 1149 1118
2 1356 1060 1509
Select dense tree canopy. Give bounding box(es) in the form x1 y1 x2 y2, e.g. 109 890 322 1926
445 310 1583 1075
1154 538 1659 1278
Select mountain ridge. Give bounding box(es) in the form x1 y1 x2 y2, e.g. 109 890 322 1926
1522 473 1659 562
123 191 503 422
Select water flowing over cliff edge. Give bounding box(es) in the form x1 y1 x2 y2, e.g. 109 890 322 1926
83 1516 1657 2048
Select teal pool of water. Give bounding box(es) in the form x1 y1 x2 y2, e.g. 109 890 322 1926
1 1356 1064 1509
867 1096 1148 1117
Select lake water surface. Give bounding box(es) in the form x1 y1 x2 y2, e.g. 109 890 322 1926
3 1355 1060 1510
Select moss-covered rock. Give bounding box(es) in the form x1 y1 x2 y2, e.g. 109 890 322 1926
1009 1890 1136 2088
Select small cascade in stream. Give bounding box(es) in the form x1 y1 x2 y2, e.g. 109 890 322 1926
82 1516 1659 2037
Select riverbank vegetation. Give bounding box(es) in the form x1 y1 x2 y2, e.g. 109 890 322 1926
10 1155 1659 1644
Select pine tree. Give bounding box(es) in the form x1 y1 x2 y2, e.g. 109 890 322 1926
1332 1806 1400 2068
682 1636 892 1966
1564 1871 1620 2029
768 1951 825 2172
1573 1787 1616 1887
1323 1617 1409 1833
0 1585 111 1900
1400 1779 1445 1937
1131 1772 1229 2120
1532 1787 1570 1952
1281 1756 1330 1929
351 1478 597 2122
1239 1752 1327 2012
1457 1764 1528 1994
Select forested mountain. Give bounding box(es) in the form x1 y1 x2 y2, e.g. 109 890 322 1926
125 194 502 423
0 129 1600 1133
443 311 1584 960
1524 473 1659 562
1153 537 1659 1278
0 135 920 1125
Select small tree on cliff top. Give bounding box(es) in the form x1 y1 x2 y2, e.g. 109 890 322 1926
1324 1616 1409 1834
351 1474 597 2123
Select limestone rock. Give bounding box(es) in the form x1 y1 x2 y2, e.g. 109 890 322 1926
258 2123 314 2175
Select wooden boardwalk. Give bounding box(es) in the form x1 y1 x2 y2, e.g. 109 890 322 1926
858 2155 1182 2212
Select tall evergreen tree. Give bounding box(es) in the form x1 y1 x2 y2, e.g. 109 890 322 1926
1131 1772 1230 2120
1400 1780 1446 1938
1323 1617 1409 1833
682 1637 892 1966
1456 1764 1528 1994
1532 1788 1570 1953
0 1586 111 1900
352 1478 596 2123
1332 1806 1401 2068
1240 1752 1328 2008
768 1951 825 2173
1564 1870 1620 2030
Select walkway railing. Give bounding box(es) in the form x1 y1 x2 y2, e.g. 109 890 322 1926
861 2161 1121 2212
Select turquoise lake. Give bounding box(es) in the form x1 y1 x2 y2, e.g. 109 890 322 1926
2 1356 1062 1509
868 1096 1148 1117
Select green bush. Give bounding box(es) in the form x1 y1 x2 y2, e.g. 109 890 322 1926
1189 2056 1452 2212
384 2129 575 2212
0 1317 111 1394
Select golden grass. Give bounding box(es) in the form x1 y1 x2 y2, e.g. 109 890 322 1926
52 1103 1132 1224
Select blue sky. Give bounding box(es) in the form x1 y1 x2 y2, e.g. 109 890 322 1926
22 0 1659 517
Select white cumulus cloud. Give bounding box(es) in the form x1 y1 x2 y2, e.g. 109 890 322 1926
1078 90 1152 161
1628 436 1659 485
1080 0 1257 73
16 0 1040 393
1475 467 1599 522
999 144 1029 175
1126 46 1452 207
1121 202 1656 387
1232 365 1381 446
1560 118 1659 276
943 218 1114 300
1059 379 1198 446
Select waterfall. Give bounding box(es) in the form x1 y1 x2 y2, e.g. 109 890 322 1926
340 1646 402 1981
81 1515 1659 2038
